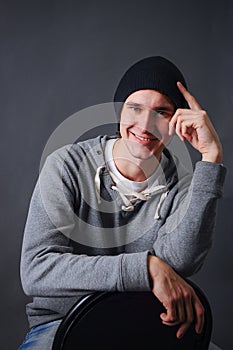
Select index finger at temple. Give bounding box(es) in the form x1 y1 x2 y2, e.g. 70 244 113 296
177 81 202 111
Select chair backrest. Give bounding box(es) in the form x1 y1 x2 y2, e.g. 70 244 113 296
52 280 212 350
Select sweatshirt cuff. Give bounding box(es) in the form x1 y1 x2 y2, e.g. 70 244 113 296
193 161 226 197
120 251 151 291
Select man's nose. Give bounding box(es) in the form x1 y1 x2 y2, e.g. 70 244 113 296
138 110 155 133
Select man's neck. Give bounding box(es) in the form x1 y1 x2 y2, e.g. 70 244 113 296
112 139 161 182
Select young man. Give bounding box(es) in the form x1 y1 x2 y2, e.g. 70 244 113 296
19 56 226 349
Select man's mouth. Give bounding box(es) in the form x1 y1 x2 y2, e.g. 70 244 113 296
135 134 157 141
130 131 159 142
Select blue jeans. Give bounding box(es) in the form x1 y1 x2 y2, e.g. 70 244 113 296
18 320 62 350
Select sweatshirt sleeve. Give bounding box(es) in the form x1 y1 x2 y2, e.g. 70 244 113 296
153 161 226 277
20 152 151 298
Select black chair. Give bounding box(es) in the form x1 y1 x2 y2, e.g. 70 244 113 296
52 279 212 350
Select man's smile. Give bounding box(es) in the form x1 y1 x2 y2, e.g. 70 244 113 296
129 131 159 145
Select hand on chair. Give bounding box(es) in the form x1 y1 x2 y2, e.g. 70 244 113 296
148 255 205 339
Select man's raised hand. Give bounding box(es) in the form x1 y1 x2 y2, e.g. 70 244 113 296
169 82 222 163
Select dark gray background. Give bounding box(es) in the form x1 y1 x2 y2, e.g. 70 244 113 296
1 1 232 349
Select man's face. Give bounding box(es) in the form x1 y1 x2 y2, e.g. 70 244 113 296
119 89 175 161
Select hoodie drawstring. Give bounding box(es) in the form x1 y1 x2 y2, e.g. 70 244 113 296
94 166 169 219
154 190 169 219
94 166 105 204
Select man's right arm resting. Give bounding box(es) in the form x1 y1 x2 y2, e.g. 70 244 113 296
148 254 204 339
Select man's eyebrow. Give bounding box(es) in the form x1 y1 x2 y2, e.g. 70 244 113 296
154 106 174 112
126 101 174 112
125 102 143 107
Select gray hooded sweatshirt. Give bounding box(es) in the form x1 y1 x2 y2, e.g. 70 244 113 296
20 135 226 328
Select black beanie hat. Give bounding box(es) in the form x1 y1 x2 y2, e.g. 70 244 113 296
114 56 189 115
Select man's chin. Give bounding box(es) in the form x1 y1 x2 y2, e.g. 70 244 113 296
126 143 161 161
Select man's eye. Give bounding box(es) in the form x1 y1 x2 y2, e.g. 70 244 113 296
129 106 143 112
157 110 166 116
157 111 172 119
